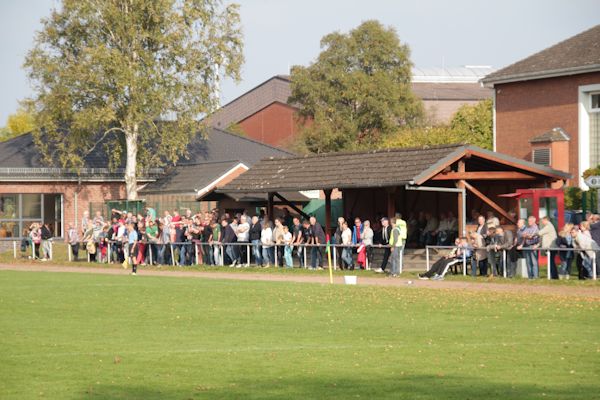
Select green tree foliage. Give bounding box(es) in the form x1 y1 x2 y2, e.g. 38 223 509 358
0 108 37 142
382 99 493 150
24 0 243 199
289 20 423 153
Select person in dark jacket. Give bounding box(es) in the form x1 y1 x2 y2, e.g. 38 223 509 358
374 217 392 273
40 222 53 260
221 219 238 266
309 216 325 269
249 216 262 266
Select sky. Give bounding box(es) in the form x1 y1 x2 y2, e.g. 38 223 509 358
0 0 598 124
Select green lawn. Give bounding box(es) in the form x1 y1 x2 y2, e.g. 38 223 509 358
0 270 599 399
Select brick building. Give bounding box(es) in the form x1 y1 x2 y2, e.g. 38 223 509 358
0 128 291 239
209 67 493 149
482 24 600 188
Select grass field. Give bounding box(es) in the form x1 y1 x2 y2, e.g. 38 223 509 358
1 270 599 399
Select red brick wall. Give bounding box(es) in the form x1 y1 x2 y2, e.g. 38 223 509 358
238 102 302 148
495 72 600 185
0 181 126 232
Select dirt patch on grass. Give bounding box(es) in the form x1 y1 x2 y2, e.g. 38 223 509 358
1 262 599 299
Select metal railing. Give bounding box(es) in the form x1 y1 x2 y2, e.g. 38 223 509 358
425 245 597 280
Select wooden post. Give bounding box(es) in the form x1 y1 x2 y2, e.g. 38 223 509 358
457 160 466 236
324 189 332 236
267 192 274 220
386 187 396 218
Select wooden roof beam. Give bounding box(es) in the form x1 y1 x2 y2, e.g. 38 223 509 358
432 171 537 181
462 180 517 225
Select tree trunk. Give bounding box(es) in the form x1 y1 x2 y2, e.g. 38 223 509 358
124 124 138 200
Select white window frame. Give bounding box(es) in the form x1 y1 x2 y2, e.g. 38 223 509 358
591 92 600 112
578 84 600 188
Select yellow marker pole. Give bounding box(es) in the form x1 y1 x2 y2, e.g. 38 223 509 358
326 235 333 284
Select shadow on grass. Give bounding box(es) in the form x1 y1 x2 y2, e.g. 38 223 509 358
80 374 597 400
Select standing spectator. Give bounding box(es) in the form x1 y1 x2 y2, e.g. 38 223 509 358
292 217 304 267
283 226 293 268
388 218 406 277
66 223 79 261
40 222 52 260
572 226 598 279
475 215 488 239
486 211 500 230
236 215 250 267
145 219 159 265
157 220 170 265
211 218 221 266
341 221 353 270
260 220 274 268
538 216 558 279
518 216 540 279
486 226 513 276
273 218 286 267
374 217 392 273
310 216 326 270
249 215 263 267
556 223 574 279
221 219 238 267
351 217 362 245
359 220 374 268
334 217 345 269
127 223 139 275
29 223 41 259
470 231 488 276
203 216 214 265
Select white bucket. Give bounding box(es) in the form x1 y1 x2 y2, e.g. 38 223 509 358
344 275 357 285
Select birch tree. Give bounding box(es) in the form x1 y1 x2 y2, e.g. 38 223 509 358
24 0 243 199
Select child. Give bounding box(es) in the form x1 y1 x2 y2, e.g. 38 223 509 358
283 226 293 268
127 223 139 275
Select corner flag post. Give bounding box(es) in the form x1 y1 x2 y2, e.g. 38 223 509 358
326 234 333 284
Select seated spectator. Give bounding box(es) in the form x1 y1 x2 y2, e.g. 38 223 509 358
418 237 470 280
420 212 439 246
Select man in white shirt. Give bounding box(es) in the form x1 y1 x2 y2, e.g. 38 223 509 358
235 215 250 267
341 221 354 270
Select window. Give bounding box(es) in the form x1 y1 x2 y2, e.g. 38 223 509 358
592 93 600 111
532 148 551 166
0 194 63 239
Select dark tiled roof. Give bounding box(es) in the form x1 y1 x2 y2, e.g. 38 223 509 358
0 127 292 179
219 144 465 192
181 128 293 166
139 160 244 194
482 24 600 85
411 82 492 101
218 144 571 193
530 127 571 143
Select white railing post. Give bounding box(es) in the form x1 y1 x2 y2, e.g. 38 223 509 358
426 246 430 271
366 247 370 271
49 241 53 260
547 250 551 280
87 246 90 263
32 241 35 259
399 247 403 274
107 243 111 263
463 250 467 276
332 246 337 270
304 246 307 269
274 245 278 267
195 243 199 265
68 243 72 262
13 241 17 259
220 244 224 266
593 253 597 281
503 250 507 278
170 244 175 266
149 244 153 265
247 244 250 266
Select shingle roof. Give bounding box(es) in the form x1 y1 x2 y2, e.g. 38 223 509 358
218 144 571 193
529 127 571 144
218 144 464 192
139 160 244 194
482 24 600 85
